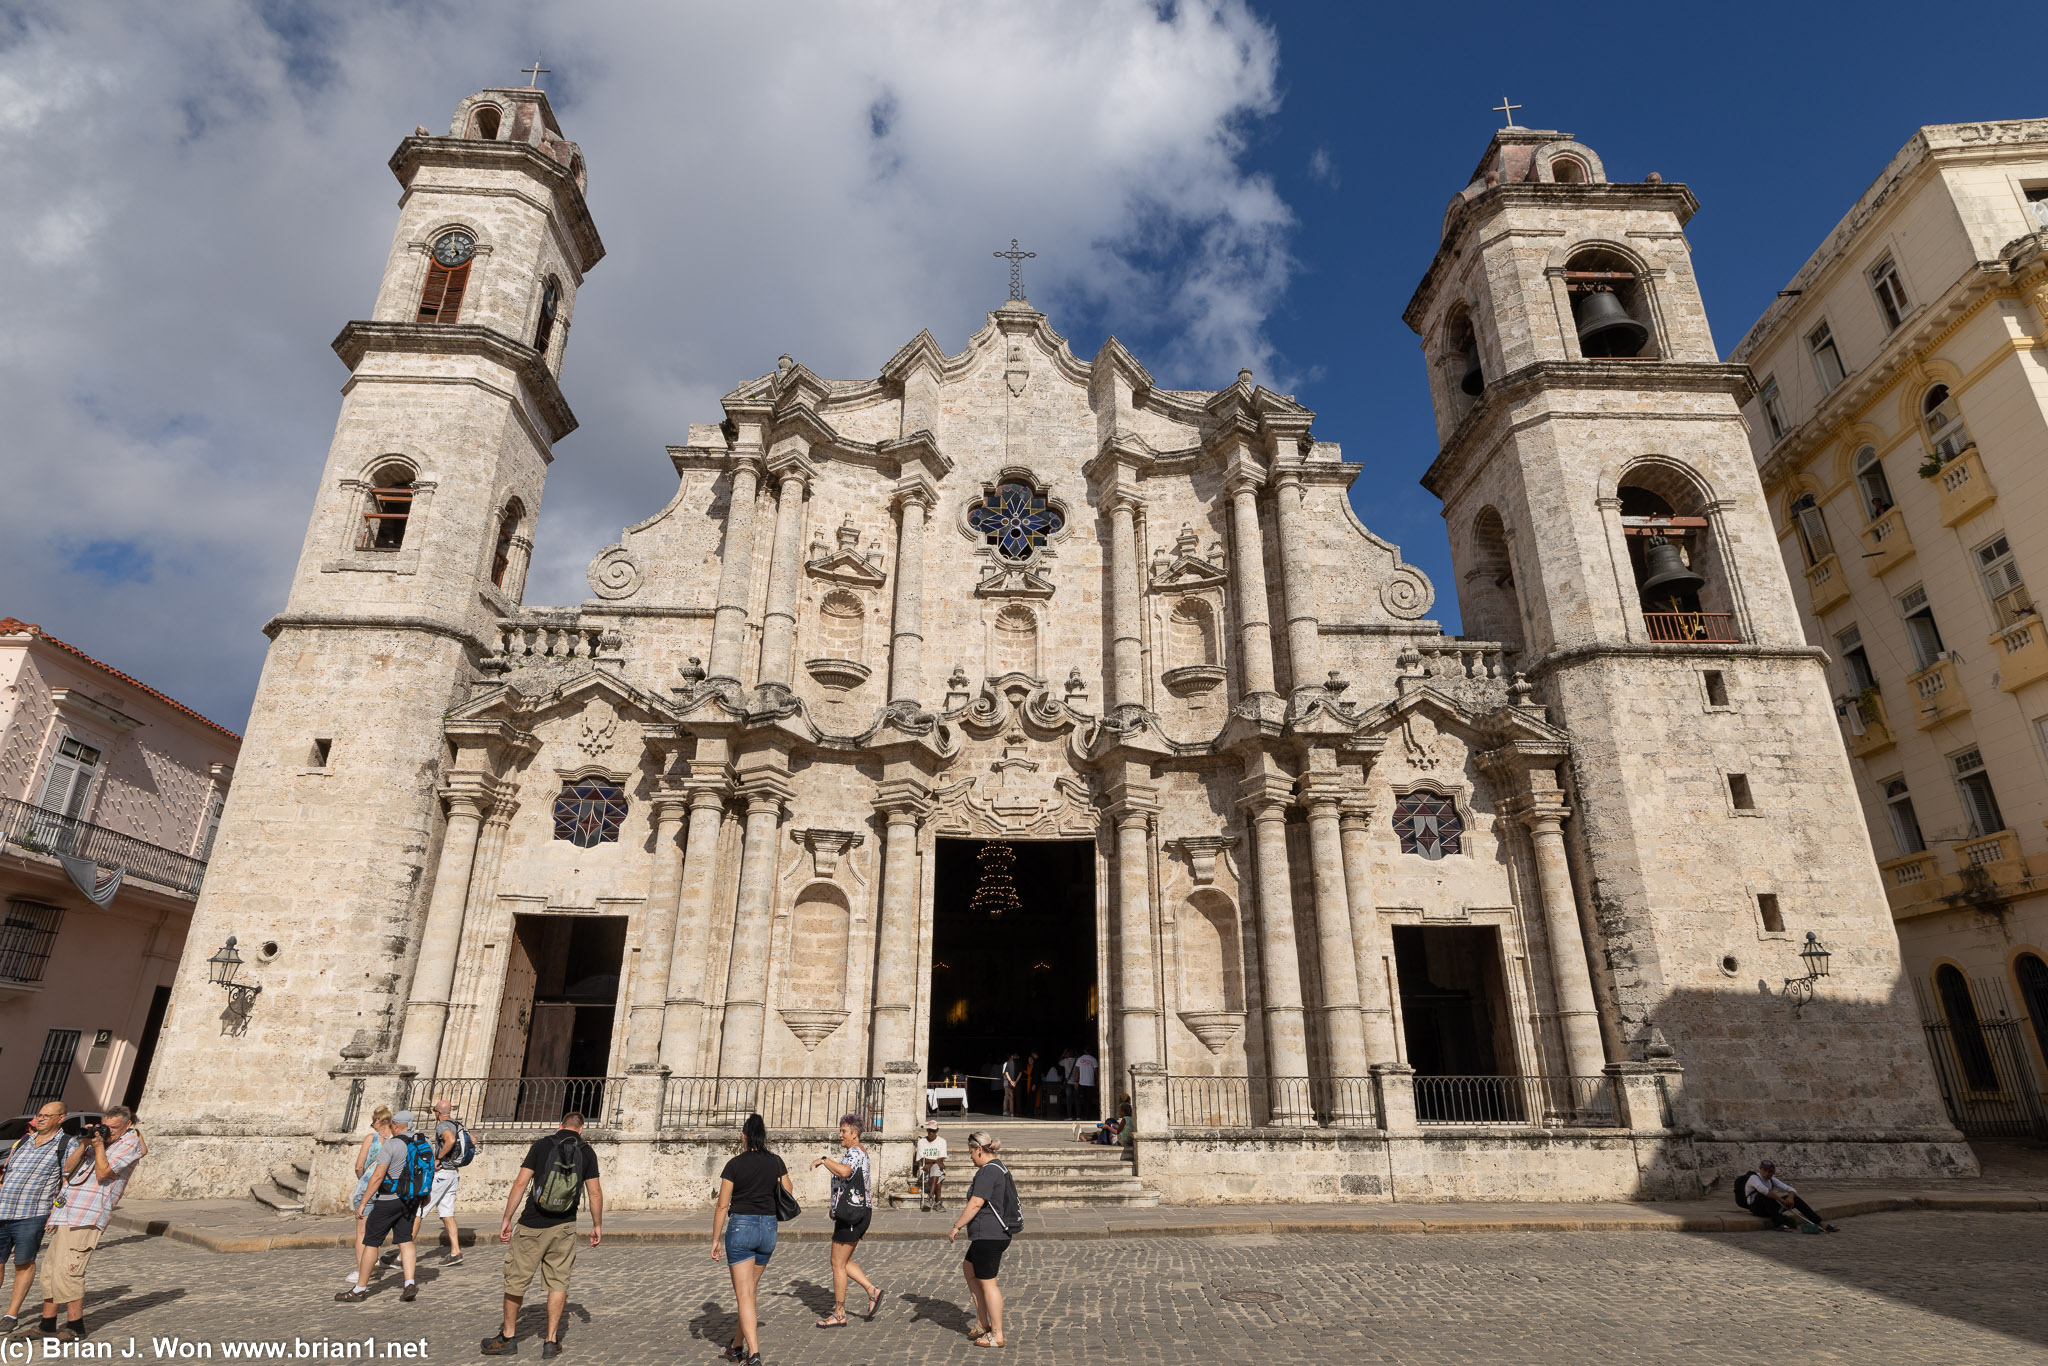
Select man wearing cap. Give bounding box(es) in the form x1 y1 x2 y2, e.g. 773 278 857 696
915 1121 948 1211
1742 1160 1838 1233
339 1110 424 1302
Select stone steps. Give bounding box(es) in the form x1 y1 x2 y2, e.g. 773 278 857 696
249 1157 312 1215
885 1143 1157 1208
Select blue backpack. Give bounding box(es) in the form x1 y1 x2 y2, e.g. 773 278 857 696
382 1133 435 1208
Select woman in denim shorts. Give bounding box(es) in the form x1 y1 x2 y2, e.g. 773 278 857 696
710 1114 791 1366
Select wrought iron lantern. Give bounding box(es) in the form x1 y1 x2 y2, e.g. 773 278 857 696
207 935 263 1028
1783 931 1832 1015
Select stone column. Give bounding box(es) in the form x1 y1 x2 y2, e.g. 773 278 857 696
395 786 491 1078
502 534 534 604
755 463 812 687
1523 801 1608 1079
1242 789 1311 1122
715 784 790 1080
1107 493 1145 709
624 793 689 1069
1226 475 1278 697
1339 799 1400 1066
886 489 932 705
867 787 929 1071
707 456 765 684
659 787 730 1074
1300 778 1369 1120
1269 469 1325 699
1113 803 1160 1070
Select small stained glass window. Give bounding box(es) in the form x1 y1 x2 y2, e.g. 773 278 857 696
967 482 1064 562
1392 792 1462 860
552 779 627 848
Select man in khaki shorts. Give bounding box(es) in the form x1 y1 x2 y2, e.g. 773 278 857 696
482 1112 601 1359
40 1106 145 1341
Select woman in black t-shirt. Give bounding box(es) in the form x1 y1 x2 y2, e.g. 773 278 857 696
711 1114 791 1366
948 1131 1014 1348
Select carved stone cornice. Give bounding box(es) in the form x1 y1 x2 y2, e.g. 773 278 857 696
332 322 578 444
1165 835 1239 886
790 827 865 878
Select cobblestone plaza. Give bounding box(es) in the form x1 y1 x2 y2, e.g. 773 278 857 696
44 1213 2048 1365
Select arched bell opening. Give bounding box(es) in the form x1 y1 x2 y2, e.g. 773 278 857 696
1617 466 1737 642
1565 248 1659 360
1461 505 1522 653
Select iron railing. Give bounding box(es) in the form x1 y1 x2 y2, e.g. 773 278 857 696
0 796 209 895
1412 1074 1622 1128
401 1076 624 1129
1921 1019 2047 1139
1163 1076 1380 1129
1641 612 1740 644
661 1076 885 1131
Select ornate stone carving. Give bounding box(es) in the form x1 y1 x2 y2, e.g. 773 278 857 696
931 728 1097 839
804 516 888 589
1166 835 1240 887
1177 1009 1247 1053
1380 566 1433 619
1149 522 1229 591
587 544 641 600
778 1009 849 1051
790 827 865 879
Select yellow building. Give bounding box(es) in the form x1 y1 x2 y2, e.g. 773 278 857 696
1734 119 2048 1135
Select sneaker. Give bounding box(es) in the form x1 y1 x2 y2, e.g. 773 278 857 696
380 1250 402 1265
445 1254 464 1267
335 1290 369 1304
401 1283 419 1302
480 1333 516 1356
0 1318 16 1335
539 1343 561 1360
720 1346 746 1364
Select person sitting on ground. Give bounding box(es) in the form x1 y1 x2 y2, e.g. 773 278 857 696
916 1120 948 1209
1742 1160 1838 1233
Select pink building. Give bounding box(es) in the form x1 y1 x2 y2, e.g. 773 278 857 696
0 617 239 1118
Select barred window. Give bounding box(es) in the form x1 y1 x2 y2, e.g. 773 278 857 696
0 900 63 985
552 780 626 849
1392 792 1463 860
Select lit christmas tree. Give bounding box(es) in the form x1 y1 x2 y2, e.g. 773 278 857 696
969 842 1022 917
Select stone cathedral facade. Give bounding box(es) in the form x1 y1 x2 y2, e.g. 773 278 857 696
136 89 1971 1210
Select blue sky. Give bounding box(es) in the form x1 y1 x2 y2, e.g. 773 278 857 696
1 0 2035 731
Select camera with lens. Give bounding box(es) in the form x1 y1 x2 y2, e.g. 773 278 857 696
84 1122 112 1145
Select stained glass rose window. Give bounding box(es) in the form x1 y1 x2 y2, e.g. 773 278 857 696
552 779 627 848
966 482 1064 562
1392 792 1463 860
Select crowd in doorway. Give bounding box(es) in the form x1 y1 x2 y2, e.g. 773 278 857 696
999 1048 1098 1119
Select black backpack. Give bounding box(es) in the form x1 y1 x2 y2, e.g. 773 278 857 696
532 1133 586 1217
1733 1171 1759 1210
984 1159 1025 1235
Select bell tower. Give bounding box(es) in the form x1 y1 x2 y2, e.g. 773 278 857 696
1404 127 1966 1170
140 86 604 1180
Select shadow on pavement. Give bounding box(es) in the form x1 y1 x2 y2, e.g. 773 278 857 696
85 1286 188 1331
899 1289 976 1336
1693 1211 2046 1351
686 1298 734 1345
777 1278 840 1316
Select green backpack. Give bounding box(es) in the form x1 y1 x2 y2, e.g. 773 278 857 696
532 1133 585 1216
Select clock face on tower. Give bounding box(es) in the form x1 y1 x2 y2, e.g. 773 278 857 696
431 230 476 267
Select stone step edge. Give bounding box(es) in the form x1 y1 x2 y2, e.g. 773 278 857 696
118 1193 2046 1255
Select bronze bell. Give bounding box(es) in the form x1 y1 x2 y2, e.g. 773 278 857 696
1459 337 1485 396
1640 533 1705 598
1573 286 1649 358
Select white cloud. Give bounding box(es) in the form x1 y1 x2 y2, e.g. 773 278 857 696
0 0 1296 727
1308 145 1338 188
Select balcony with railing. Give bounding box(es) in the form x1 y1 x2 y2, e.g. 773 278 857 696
1879 850 1940 916
1934 446 1995 527
1952 829 2026 885
1642 612 1740 643
1839 689 1895 759
0 796 208 896
1803 553 1851 613
1162 1075 1379 1129
1907 656 1969 730
1990 611 2048 693
1858 508 1915 577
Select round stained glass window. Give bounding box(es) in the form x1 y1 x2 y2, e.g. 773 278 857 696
967 483 1064 563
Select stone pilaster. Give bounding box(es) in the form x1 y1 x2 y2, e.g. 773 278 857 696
886 483 935 706
394 781 495 1079
1108 787 1162 1071
706 454 765 684
714 778 792 1080
1107 492 1146 709
1239 776 1311 1123
1269 467 1326 703
755 457 814 688
1339 797 1400 1067
1518 794 1608 1079
659 784 731 1074
624 791 690 1069
867 781 932 1072
1298 771 1369 1118
1225 473 1278 698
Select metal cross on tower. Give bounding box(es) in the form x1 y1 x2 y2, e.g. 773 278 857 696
993 238 1036 301
1493 95 1522 128
523 55 551 88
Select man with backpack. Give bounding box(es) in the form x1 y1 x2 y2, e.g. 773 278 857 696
338 1110 432 1304
483 1111 602 1358
0 1103 71 1333
1738 1160 1839 1233
414 1099 474 1265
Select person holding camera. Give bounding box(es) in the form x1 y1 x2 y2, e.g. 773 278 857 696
0 1103 71 1333
38 1106 145 1341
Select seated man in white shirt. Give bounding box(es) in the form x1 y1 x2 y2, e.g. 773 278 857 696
1743 1160 1837 1232
915 1121 948 1210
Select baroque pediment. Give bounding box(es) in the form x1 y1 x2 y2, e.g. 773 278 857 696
931 727 1098 839
1148 523 1228 592
805 516 888 589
